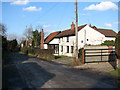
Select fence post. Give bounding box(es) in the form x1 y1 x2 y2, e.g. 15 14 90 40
101 49 102 62
108 46 113 61
82 49 85 64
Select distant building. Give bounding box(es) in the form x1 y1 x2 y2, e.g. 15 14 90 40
21 40 32 48
44 22 116 57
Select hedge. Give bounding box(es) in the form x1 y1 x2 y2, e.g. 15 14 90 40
78 48 83 59
115 31 120 57
21 47 54 60
34 49 54 60
101 40 115 46
21 46 28 54
28 47 35 55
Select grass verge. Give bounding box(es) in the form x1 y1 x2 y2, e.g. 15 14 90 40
65 62 75 66
55 55 72 60
28 53 36 57
109 69 120 77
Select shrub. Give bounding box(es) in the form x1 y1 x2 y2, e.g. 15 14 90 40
115 31 120 57
7 39 18 52
21 46 28 54
101 40 115 46
2 36 8 65
34 49 54 60
78 48 83 59
28 47 35 55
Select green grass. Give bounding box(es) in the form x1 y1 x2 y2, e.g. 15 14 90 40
109 69 120 77
19 51 27 55
28 53 36 57
65 62 75 66
55 55 72 60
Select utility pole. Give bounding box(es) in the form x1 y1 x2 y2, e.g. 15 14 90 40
26 25 27 47
75 0 79 63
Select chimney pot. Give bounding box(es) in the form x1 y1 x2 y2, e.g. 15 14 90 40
71 22 75 30
89 24 91 27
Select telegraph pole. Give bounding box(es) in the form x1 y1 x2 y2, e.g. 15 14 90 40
26 25 27 47
75 0 79 63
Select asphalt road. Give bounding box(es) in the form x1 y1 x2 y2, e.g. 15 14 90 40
2 52 119 88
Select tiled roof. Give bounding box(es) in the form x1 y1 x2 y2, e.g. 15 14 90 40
55 24 87 38
91 26 117 37
44 31 61 44
96 29 116 37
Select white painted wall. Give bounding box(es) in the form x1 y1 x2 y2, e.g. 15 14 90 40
103 37 115 41
78 25 105 49
44 44 48 49
49 38 59 44
21 43 23 48
59 36 76 57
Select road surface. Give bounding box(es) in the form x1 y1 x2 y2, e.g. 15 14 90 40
2 52 119 88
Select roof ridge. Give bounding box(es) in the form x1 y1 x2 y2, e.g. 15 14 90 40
96 28 113 31
61 24 87 32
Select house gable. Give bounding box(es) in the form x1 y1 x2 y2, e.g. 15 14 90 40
44 31 61 44
78 25 106 47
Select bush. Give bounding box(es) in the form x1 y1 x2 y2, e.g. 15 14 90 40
115 31 120 57
78 48 83 59
7 39 18 52
21 46 28 54
101 40 115 46
2 36 8 65
34 49 54 60
28 47 35 55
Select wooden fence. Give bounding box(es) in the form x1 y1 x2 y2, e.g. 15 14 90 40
82 46 115 64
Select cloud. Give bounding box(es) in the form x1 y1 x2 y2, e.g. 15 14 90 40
10 0 29 5
23 6 42 11
43 25 51 28
105 23 112 27
84 1 118 11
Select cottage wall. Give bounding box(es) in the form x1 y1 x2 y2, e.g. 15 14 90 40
49 38 59 44
59 36 76 57
103 37 116 41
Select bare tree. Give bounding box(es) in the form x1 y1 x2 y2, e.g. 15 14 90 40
0 23 7 36
7 34 17 41
23 24 33 41
27 24 33 40
17 36 25 45
36 25 43 32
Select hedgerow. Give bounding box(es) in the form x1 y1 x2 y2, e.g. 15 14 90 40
115 31 120 57
21 47 54 60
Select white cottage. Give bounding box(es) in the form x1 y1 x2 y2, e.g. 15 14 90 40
44 22 116 57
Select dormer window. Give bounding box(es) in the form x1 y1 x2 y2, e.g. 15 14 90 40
67 37 69 42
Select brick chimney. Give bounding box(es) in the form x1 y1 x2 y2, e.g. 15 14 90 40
89 24 91 27
71 22 75 30
41 29 44 49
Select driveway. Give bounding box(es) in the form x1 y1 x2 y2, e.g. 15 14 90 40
2 52 119 88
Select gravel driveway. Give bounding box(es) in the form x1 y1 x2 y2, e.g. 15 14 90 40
2 52 119 88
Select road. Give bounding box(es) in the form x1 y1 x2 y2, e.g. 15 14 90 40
2 52 119 88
